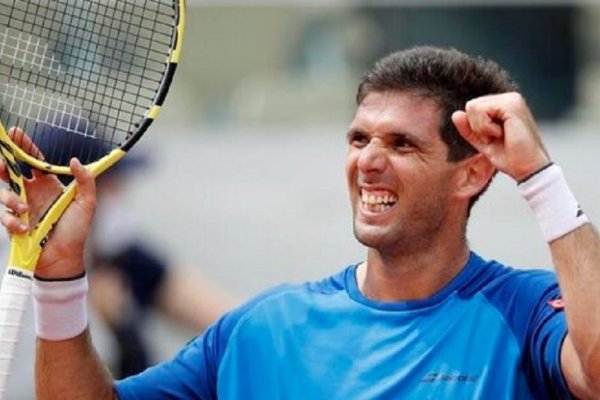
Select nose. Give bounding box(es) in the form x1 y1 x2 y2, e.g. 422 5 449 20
357 139 387 174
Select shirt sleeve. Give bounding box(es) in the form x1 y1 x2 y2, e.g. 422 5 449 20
114 321 222 400
114 283 295 399
487 269 573 399
524 278 572 399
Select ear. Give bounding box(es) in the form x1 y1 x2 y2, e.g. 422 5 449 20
452 153 496 201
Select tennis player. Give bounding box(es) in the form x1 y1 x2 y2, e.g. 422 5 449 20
1 46 599 399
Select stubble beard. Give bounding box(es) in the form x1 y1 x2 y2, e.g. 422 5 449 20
352 203 447 258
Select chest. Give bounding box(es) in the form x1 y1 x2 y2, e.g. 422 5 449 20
216 294 531 399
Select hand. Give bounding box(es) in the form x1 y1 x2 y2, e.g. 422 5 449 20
0 129 97 279
451 92 551 182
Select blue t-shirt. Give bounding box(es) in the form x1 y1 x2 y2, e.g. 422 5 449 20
115 252 572 399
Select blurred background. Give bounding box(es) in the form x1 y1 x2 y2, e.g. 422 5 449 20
126 0 600 358
5 1 600 397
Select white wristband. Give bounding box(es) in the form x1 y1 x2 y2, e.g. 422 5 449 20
518 164 589 243
32 275 88 341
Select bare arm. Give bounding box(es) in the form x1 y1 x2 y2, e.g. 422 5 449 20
552 224 600 398
0 157 117 399
156 268 238 331
37 330 117 400
453 92 600 397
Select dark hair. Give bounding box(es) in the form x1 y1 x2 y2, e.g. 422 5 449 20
356 46 519 209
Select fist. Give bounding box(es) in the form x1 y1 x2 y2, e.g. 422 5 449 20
452 92 551 182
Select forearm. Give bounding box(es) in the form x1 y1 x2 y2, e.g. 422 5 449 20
36 329 117 400
551 223 600 385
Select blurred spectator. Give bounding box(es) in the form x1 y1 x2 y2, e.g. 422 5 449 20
89 156 237 377
20 119 238 378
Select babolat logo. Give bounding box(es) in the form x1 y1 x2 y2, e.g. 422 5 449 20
421 372 479 383
8 268 32 280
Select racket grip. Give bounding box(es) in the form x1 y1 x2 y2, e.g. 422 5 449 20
0 267 33 399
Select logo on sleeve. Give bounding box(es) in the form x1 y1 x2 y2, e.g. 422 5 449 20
547 298 565 310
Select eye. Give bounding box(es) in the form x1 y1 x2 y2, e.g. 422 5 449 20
347 131 369 148
393 136 413 150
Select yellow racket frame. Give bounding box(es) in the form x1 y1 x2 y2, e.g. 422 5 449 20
0 0 186 274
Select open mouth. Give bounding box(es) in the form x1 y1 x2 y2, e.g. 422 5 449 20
361 189 398 213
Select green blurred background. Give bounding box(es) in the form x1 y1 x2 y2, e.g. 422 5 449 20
167 2 600 128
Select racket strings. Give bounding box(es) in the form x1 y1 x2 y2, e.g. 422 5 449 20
0 29 62 76
0 0 176 166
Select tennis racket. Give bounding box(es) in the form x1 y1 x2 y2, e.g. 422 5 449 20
0 0 185 395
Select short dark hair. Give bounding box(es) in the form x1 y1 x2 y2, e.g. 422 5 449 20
356 46 519 208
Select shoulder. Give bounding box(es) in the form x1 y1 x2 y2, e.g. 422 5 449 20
480 261 560 305
231 266 348 317
467 256 564 347
200 265 352 350
460 253 558 299
114 267 354 399
471 262 571 399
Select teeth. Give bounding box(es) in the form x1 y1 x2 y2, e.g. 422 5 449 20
361 190 397 206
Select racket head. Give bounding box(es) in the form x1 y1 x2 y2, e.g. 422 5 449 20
0 0 185 175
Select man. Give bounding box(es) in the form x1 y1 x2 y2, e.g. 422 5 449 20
1 46 599 399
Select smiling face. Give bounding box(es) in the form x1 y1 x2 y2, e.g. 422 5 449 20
346 90 463 255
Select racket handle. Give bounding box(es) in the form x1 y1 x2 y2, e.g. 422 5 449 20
0 267 33 399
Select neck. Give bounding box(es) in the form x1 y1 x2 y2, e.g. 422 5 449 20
357 240 470 302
